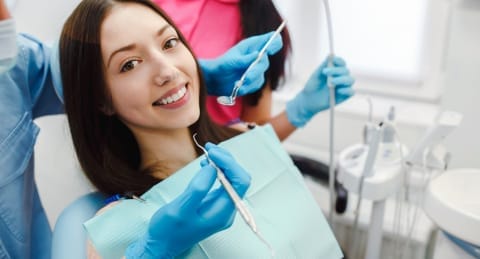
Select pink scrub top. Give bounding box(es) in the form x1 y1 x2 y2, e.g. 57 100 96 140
153 0 244 125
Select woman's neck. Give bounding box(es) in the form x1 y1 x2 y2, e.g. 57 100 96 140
134 128 198 179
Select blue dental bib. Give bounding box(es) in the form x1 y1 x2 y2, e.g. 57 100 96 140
84 125 343 258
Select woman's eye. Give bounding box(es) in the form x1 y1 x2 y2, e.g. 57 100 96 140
164 38 179 50
120 60 139 73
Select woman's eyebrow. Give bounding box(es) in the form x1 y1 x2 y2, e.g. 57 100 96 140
156 24 173 37
107 44 136 68
107 24 172 68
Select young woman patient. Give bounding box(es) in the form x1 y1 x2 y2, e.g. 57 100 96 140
58 0 353 257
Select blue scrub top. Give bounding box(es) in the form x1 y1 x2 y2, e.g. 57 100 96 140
0 34 63 258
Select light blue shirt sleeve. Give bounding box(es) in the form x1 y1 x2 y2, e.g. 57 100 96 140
0 33 63 258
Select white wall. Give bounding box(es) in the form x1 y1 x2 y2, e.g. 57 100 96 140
11 0 80 43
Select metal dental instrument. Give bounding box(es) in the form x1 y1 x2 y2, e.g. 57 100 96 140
192 134 274 257
124 192 147 203
217 20 287 106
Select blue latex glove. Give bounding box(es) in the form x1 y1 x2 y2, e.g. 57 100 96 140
125 144 251 259
199 31 283 97
286 56 355 127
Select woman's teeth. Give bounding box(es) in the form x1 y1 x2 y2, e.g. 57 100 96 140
155 86 187 105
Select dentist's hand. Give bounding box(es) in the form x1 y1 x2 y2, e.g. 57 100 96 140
286 56 355 127
199 31 283 97
125 145 251 259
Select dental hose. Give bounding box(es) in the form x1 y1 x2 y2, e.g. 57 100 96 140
322 0 336 226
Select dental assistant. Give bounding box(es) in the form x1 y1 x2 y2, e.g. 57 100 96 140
0 0 282 257
154 0 355 141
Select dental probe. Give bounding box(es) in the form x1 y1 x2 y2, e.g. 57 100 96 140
192 134 257 231
192 134 275 257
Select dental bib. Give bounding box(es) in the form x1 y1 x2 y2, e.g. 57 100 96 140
84 125 343 258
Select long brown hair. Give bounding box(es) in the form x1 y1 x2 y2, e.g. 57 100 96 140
60 0 238 196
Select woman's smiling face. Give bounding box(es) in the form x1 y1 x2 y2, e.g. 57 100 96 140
100 2 200 134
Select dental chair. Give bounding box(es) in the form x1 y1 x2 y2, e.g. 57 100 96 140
34 115 95 226
51 192 105 259
36 115 347 258
34 115 102 258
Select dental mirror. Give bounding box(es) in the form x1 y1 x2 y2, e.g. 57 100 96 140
217 81 242 106
217 20 286 106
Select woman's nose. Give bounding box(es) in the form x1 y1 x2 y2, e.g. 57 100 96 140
153 67 179 86
152 51 179 86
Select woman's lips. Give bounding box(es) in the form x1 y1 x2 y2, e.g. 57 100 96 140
153 84 189 109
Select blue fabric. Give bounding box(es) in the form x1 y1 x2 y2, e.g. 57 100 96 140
0 33 63 258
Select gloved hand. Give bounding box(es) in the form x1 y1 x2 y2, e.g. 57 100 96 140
125 144 251 259
286 56 355 127
0 19 17 74
199 31 283 97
